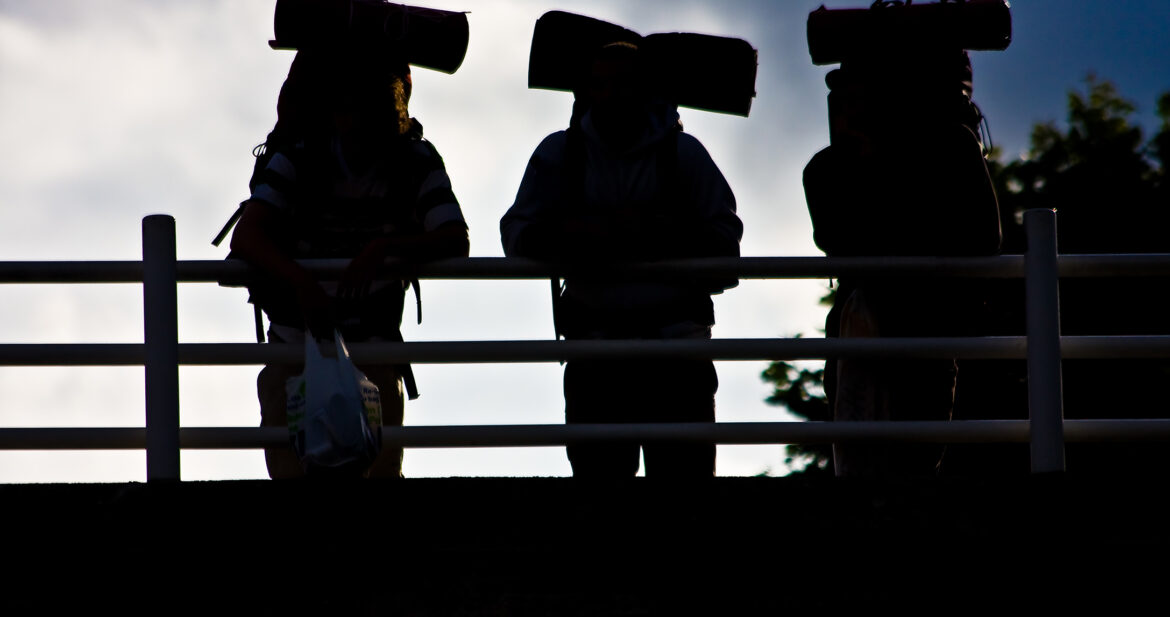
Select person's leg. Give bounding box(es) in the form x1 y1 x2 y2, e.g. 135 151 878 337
640 359 717 478
883 289 958 477
884 358 955 476
564 359 641 478
834 288 955 477
359 364 405 478
832 287 886 477
258 363 304 479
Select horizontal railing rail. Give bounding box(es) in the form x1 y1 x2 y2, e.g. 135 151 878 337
5 254 1168 285
2 336 1170 366
7 253 1170 286
2 210 1168 480
7 419 1170 451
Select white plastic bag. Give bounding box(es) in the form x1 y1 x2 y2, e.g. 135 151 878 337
286 330 382 474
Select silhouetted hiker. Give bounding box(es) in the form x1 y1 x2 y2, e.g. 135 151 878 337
803 2 1009 477
502 16 752 478
224 3 469 479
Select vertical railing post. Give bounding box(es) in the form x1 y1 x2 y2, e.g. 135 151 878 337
1024 208 1065 473
143 215 180 481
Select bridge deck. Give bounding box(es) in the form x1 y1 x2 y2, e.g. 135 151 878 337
2 475 1163 613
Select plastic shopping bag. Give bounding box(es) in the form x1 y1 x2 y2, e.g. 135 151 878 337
286 330 382 475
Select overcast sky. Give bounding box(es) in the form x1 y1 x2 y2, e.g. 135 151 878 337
1 0 1168 482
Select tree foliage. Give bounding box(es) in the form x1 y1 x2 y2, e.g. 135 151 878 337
764 77 1170 476
761 290 833 476
762 349 832 476
994 76 1169 254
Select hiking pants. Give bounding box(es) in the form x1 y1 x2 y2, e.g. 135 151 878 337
829 285 958 477
563 358 717 478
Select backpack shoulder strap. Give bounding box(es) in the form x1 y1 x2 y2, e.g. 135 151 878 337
548 124 587 343
212 129 296 247
655 124 683 212
562 124 587 208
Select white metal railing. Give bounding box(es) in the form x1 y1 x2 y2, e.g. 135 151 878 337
3 209 1170 480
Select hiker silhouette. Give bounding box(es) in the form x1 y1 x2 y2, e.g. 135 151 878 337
803 1 1010 477
502 13 753 478
226 3 470 479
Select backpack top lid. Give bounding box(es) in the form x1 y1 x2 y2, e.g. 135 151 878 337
807 0 1011 66
528 10 758 118
269 0 469 75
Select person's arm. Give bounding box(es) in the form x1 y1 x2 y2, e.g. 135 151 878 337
337 222 468 300
630 135 742 293
229 198 334 333
339 151 470 299
502 132 616 260
351 221 469 265
401 150 471 260
654 135 743 259
502 134 564 259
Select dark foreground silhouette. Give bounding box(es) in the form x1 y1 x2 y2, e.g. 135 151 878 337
3 475 1166 613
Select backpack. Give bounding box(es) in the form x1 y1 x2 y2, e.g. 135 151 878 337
209 129 287 346
214 49 422 398
803 47 1002 258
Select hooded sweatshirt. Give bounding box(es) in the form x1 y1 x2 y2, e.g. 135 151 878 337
501 104 742 335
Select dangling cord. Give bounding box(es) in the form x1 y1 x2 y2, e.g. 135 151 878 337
212 141 268 246
212 201 247 247
550 277 566 364
974 101 994 157
254 305 266 343
410 278 422 325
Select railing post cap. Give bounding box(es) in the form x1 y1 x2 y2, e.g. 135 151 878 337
142 214 176 226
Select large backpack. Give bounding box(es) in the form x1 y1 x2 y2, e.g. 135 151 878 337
214 0 469 309
213 50 322 346
803 48 1001 257
214 49 423 398
803 2 1007 257
526 12 755 339
213 43 339 247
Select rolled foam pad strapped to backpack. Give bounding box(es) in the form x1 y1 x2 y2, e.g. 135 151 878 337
270 0 470 74
807 0 1011 66
528 10 758 118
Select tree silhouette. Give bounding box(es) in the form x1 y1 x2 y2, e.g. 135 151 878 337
762 287 832 475
765 77 1170 476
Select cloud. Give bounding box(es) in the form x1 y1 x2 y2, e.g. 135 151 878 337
25 0 1164 481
